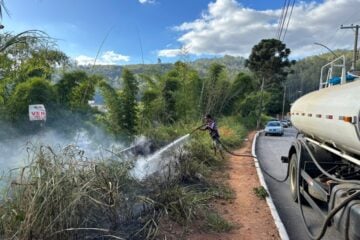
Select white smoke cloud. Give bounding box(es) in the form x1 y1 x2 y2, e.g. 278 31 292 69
0 126 126 173
159 0 360 58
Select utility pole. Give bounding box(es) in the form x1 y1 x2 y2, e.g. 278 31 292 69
341 24 359 71
281 84 286 120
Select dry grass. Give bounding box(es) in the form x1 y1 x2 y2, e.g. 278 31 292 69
0 128 242 239
0 144 155 240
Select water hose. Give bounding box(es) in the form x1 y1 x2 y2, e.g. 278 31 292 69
219 134 290 182
189 125 255 158
191 127 290 182
217 139 255 158
189 124 206 135
298 139 360 240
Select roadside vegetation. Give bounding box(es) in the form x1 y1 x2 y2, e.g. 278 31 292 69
0 3 297 238
253 186 269 200
0 123 243 239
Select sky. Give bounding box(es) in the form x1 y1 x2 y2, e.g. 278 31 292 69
2 0 360 65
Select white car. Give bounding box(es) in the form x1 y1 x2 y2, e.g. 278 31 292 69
264 121 284 136
280 120 289 128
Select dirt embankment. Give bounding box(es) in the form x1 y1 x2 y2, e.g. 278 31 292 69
188 131 280 240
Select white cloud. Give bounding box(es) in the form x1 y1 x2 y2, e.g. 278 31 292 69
159 0 360 59
75 51 130 65
75 55 95 65
158 49 182 57
139 0 156 4
102 51 130 62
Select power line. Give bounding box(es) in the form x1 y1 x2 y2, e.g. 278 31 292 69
276 0 288 39
278 0 291 40
282 0 295 41
136 26 144 65
277 0 287 39
321 9 359 48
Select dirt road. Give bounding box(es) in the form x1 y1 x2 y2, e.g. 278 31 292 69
188 132 280 240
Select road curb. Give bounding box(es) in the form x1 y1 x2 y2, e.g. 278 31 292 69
252 131 289 240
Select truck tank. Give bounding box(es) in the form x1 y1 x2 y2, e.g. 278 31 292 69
291 79 360 156
285 56 360 240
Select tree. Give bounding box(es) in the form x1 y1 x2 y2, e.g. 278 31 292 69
98 81 123 135
202 63 226 116
162 76 179 123
246 39 294 125
138 73 164 127
238 91 271 128
7 77 57 129
172 61 202 121
119 68 139 136
222 72 256 115
0 36 67 110
246 39 293 86
69 75 100 112
0 30 51 56
159 61 202 123
56 71 88 107
15 49 68 84
141 88 162 126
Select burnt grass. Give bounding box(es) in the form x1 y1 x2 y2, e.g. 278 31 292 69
0 136 236 240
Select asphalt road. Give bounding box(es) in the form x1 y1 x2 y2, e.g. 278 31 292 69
255 127 343 240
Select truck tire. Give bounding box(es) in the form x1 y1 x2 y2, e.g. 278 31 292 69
289 153 300 202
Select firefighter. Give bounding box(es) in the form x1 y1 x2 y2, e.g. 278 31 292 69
201 114 223 157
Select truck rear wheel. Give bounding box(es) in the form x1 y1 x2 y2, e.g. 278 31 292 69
289 153 299 202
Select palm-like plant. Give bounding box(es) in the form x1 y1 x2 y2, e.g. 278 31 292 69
0 30 50 53
0 0 8 20
0 1 51 54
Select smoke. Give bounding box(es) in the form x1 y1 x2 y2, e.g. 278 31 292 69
131 134 190 180
0 120 190 184
0 123 126 173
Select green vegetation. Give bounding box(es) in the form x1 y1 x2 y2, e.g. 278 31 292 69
253 186 269 200
75 55 246 88
1 1 357 238
0 19 294 239
246 38 295 127
0 123 241 239
205 212 233 233
0 146 138 239
286 49 359 104
119 69 139 137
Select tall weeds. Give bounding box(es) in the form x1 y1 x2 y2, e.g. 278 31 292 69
1 119 244 239
0 145 149 239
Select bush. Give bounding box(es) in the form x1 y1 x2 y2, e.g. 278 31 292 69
153 184 212 225
205 211 233 232
253 186 269 200
218 116 247 148
0 145 145 239
0 116 249 239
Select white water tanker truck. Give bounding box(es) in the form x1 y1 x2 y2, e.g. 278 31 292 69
282 55 360 240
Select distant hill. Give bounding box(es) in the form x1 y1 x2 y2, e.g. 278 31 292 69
75 55 246 88
191 55 247 77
